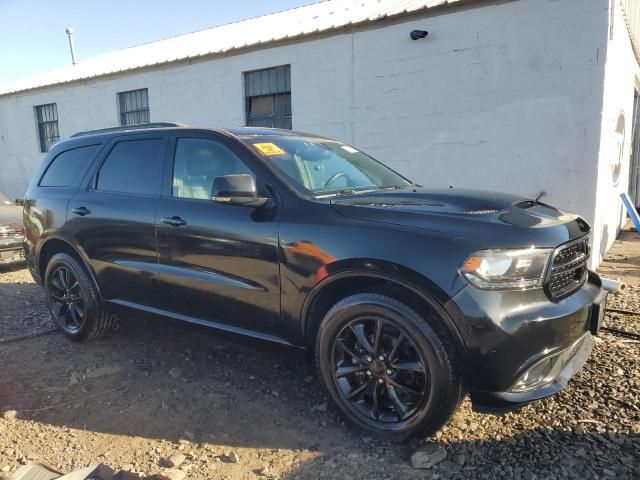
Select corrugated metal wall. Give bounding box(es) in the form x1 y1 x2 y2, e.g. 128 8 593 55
621 0 640 61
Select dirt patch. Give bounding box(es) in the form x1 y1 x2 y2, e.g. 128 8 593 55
0 246 639 479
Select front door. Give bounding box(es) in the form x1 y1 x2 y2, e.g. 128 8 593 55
156 133 280 334
67 134 167 306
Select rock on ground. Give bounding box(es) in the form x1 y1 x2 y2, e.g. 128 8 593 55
153 469 186 480
161 453 186 468
410 443 447 469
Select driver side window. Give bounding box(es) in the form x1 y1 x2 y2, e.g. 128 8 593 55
172 138 254 200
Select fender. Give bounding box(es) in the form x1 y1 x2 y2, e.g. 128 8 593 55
300 260 467 360
36 235 103 299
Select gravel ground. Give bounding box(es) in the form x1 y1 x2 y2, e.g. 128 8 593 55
0 233 639 480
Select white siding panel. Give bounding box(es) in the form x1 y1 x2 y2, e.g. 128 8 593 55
592 1 640 265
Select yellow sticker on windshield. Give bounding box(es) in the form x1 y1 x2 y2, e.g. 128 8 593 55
253 142 286 156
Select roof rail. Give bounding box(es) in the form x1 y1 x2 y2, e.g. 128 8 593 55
70 122 187 138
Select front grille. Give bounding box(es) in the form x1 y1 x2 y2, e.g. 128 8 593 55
547 236 589 299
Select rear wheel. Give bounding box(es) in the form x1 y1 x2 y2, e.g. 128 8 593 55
44 253 117 341
316 292 462 442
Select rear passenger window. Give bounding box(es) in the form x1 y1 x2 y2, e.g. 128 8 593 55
96 139 164 195
40 145 100 187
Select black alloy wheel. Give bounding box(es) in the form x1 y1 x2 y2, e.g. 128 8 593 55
316 292 463 442
44 253 118 341
332 317 429 423
48 265 86 334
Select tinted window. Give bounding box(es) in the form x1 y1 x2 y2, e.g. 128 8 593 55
96 139 164 195
172 138 254 200
40 145 101 187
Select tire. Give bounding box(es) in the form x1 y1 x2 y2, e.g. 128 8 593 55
315 292 463 442
44 253 117 341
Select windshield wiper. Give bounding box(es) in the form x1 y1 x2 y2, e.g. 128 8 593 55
318 185 411 198
317 188 371 198
337 189 360 196
373 184 410 191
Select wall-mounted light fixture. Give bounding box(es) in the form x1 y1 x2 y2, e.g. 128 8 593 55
410 30 429 40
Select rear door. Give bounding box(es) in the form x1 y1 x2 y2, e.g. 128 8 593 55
67 134 167 307
155 132 281 333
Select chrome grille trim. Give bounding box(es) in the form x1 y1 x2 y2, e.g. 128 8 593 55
546 236 590 300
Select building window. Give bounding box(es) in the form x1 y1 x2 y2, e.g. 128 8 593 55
245 65 291 129
118 88 150 126
35 103 59 152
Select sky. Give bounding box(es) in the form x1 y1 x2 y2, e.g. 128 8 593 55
0 0 314 86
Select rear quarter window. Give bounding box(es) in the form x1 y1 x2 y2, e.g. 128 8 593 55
39 144 101 187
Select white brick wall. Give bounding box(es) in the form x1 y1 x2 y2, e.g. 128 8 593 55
592 0 640 265
1 0 635 267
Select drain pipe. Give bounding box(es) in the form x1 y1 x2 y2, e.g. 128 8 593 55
601 277 626 294
66 27 77 65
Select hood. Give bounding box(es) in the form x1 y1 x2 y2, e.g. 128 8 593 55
0 205 24 231
330 188 590 249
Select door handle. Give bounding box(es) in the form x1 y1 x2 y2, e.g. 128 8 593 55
161 216 187 227
71 207 91 216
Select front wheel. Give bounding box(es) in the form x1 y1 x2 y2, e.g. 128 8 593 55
315 292 463 442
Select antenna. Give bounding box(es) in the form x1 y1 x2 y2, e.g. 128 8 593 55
65 27 77 65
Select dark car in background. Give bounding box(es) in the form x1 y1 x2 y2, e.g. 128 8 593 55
23 124 608 441
0 192 25 264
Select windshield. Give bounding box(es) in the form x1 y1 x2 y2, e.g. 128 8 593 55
0 192 15 206
243 136 412 195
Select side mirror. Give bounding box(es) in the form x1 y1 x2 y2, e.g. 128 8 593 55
211 174 269 208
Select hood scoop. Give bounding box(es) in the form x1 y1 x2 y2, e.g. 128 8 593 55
330 188 589 248
345 199 444 208
333 195 501 216
514 200 538 209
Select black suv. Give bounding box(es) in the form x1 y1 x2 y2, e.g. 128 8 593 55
24 123 607 441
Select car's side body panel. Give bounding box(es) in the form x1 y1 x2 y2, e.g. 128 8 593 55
276 192 480 346
154 130 282 335
23 137 108 279
63 133 168 306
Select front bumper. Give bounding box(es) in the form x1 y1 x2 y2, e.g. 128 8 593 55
470 332 594 412
449 271 607 413
0 235 25 264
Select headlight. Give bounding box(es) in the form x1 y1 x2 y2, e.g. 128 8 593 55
460 248 552 290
